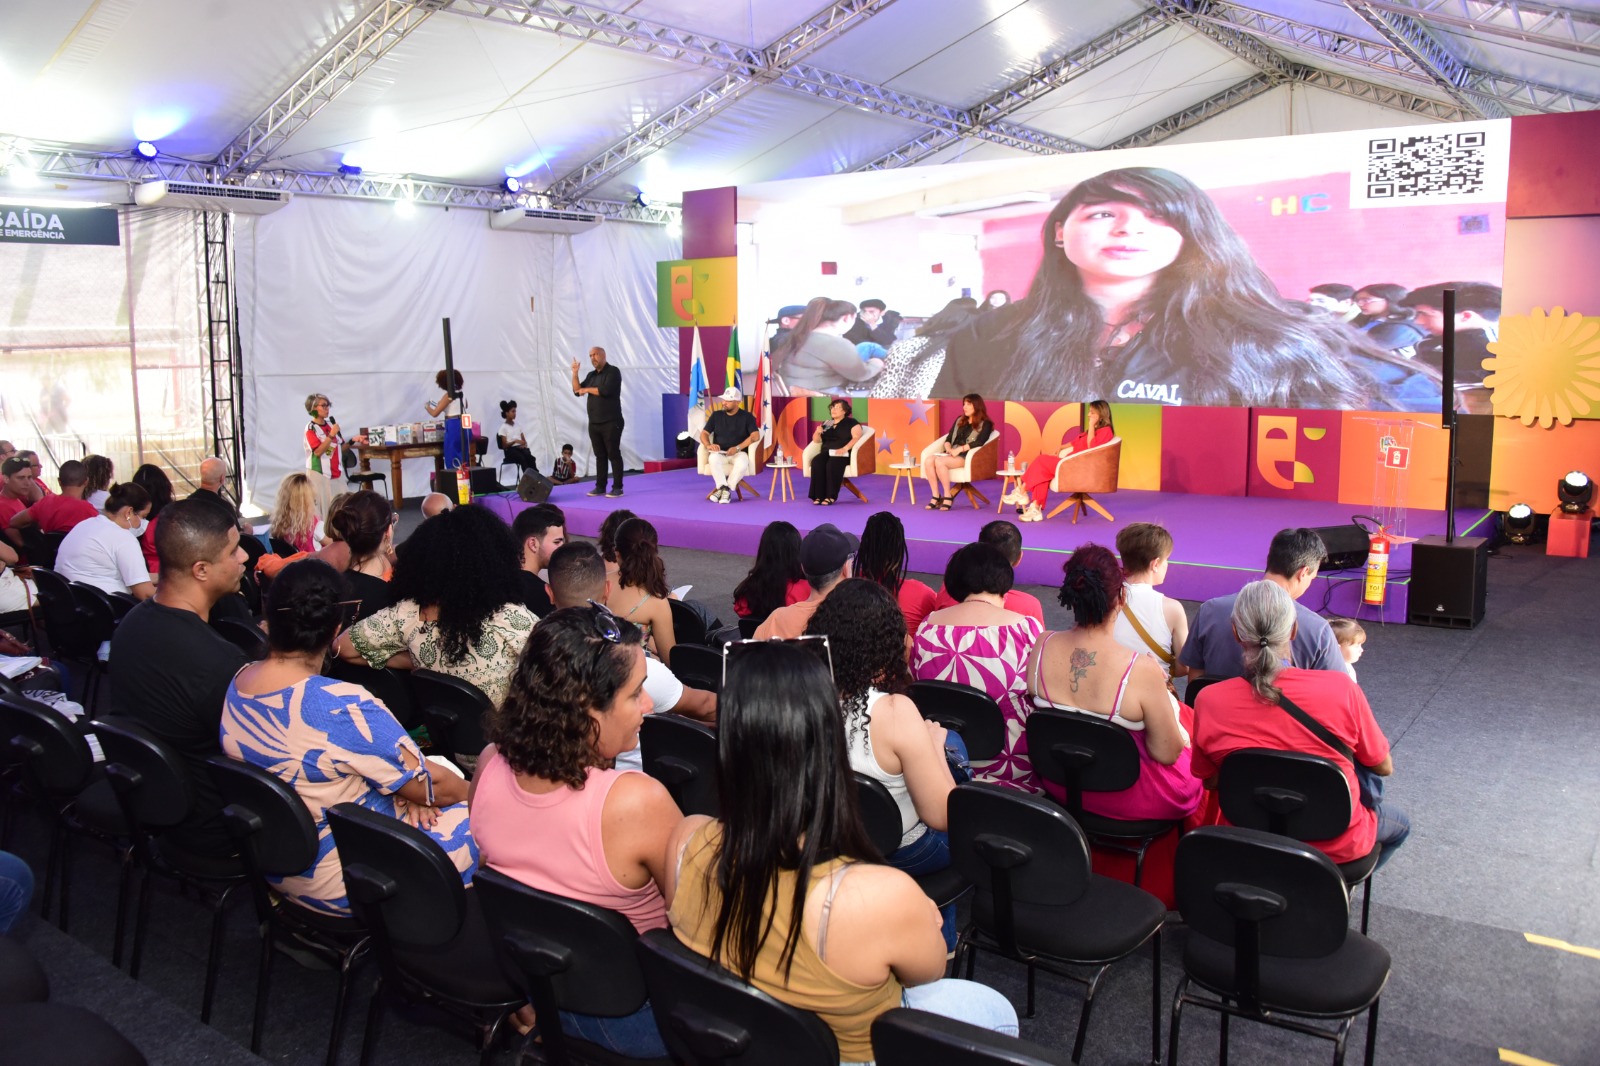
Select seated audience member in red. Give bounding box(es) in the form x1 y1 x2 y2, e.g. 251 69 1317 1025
1002 398 1114 523
131 464 176 576
108 497 250 857
1190 579 1409 869
470 604 680 1057
854 511 937 634
9 459 97 541
731 520 808 621
932 519 1044 623
753 523 857 640
0 458 36 534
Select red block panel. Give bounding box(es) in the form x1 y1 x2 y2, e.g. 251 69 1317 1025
1247 408 1344 502
1160 407 1249 497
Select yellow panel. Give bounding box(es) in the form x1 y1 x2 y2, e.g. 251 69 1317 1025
1107 403 1163 491
1489 417 1600 512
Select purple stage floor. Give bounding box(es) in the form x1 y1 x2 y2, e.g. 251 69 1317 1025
477 468 1493 622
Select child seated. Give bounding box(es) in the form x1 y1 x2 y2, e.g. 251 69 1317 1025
1328 617 1366 682
550 444 578 484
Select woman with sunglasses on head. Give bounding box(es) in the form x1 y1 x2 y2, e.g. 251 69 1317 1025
220 558 475 916
663 641 1016 1064
470 604 680 1056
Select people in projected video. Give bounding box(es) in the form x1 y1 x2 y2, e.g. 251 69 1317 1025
774 299 885 395
927 166 1440 411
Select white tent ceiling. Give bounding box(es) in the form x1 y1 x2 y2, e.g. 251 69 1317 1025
1 0 1597 211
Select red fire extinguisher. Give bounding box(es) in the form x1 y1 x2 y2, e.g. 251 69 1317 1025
1362 529 1390 606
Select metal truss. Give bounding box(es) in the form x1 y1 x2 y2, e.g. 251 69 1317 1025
1358 0 1600 57
1107 73 1277 149
1155 0 1297 79
1297 66 1474 119
214 0 442 177
0 138 678 224
1342 0 1511 117
436 0 762 66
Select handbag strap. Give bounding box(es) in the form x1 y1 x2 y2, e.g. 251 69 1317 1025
1122 602 1174 665
1273 691 1358 766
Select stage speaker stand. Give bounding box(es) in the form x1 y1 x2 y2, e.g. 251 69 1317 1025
1310 524 1371 571
1407 535 1488 628
432 467 501 498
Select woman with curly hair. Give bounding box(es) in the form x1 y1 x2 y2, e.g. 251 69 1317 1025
731 520 807 621
471 604 679 1056
131 463 174 575
337 504 535 709
806 579 960 946
596 507 636 581
82 454 115 509
604 517 676 663
854 511 937 633
270 471 321 554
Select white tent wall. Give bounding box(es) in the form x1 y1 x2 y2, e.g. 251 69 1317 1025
235 196 679 512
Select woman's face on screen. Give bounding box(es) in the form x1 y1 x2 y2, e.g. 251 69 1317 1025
1057 201 1183 285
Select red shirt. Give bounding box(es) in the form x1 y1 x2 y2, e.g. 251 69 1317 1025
1191 668 1390 863
24 492 98 534
896 578 938 634
0 493 28 528
734 577 810 619
933 585 1045 624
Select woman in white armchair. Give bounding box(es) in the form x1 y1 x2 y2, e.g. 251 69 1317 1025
1003 398 1113 522
922 393 993 511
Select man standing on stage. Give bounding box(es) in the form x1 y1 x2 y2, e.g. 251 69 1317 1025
572 346 624 498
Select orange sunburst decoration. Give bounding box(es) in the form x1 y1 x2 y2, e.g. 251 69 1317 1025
1482 306 1600 428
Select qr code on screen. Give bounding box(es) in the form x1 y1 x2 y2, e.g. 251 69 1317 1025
1366 131 1487 199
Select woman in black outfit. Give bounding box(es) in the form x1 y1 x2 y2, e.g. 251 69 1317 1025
922 393 994 510
807 397 862 505
330 491 395 621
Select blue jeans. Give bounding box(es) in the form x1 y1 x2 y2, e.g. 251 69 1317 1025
840 980 1019 1065
557 1002 667 1058
1372 800 1410 871
0 851 35 934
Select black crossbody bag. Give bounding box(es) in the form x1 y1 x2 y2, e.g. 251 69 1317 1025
1274 693 1384 811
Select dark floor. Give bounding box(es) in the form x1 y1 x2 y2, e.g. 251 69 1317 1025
8 494 1599 1066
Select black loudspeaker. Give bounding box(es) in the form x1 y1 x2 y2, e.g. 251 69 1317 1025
432 467 501 498
1407 535 1488 629
1310 523 1370 571
517 470 553 503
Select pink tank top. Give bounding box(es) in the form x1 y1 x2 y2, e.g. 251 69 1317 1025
469 752 669 933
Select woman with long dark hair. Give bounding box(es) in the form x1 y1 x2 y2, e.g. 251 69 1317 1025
931 166 1431 409
871 298 980 398
663 642 1016 1062
732 520 807 621
82 454 115 509
329 490 395 621
778 299 884 395
604 517 677 663
596 507 636 581
337 504 534 709
919 394 993 511
853 511 936 632
131 463 174 575
1003 398 1114 523
471 604 679 1055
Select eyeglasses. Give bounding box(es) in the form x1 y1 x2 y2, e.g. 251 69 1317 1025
721 634 833 686
587 599 623 644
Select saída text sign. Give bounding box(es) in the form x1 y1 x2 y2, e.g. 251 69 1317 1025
0 206 120 246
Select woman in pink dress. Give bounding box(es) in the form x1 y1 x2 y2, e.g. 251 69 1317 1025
911 542 1044 791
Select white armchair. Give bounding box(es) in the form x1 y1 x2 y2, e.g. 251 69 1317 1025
918 429 1000 509
801 425 877 503
697 436 764 501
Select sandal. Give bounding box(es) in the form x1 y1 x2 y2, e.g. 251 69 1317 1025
938 497 954 510
925 496 946 510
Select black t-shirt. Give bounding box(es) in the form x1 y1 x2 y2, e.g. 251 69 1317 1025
819 416 860 451
580 363 624 424
704 408 758 451
343 570 394 622
519 569 553 618
109 598 248 857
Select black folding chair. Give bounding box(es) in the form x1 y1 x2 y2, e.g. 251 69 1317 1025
872 1008 1072 1066
668 599 708 648
411 669 494 766
908 680 1005 762
1169 826 1391 1066
638 714 718 817
669 643 722 693
28 569 110 710
214 618 269 661
343 446 388 498
853 773 968 910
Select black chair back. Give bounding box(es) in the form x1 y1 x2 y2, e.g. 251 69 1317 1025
19 528 65 569
639 713 719 817
872 1008 1072 1066
206 755 320 879
411 669 493 762
1024 709 1140 820
326 659 418 729
670 643 722 693
28 569 98 660
736 616 761 640
669 599 708 647
635 928 839 1066
91 717 194 831
1217 748 1352 841
1184 675 1220 704
853 773 905 858
908 680 1005 762
0 693 95 796
215 619 269 661
268 536 299 557
325 802 465 950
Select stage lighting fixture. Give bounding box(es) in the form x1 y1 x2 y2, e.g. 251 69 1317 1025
133 141 158 160
502 175 521 194
1556 470 1593 514
1504 503 1536 544
393 197 416 218
339 163 362 176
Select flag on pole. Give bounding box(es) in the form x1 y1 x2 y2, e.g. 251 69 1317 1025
726 327 743 395
753 347 773 447
687 327 708 407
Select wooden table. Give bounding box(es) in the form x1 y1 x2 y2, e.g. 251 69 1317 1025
995 467 1024 512
355 441 445 509
888 463 919 506
767 461 797 502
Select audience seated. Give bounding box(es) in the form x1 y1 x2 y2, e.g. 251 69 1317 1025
269 472 321 555
1191 580 1409 869
0 539 33 614
854 511 938 633
327 492 395 622
56 482 156 600
220 559 474 915
1181 527 1344 680
109 497 250 857
510 503 566 618
913 543 1043 791
130 464 175 576
604 518 677 663
662 641 1017 1063
731 520 807 621
596 508 636 583
470 604 680 1056
8 458 96 541
754 524 857 640
81 455 115 510
1027 545 1202 821
932 520 1045 623
337 505 534 709
0 458 36 541
1110 522 1189 682
419 492 454 519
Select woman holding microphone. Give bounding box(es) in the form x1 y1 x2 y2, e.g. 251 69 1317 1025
304 393 344 515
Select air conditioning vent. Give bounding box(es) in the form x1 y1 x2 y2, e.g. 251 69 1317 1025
489 207 604 234
134 180 293 215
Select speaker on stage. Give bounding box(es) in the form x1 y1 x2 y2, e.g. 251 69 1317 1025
1309 523 1370 571
1407 535 1488 628
432 467 501 498
517 469 554 503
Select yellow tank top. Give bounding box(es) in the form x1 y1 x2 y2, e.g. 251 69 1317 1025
669 823 902 1062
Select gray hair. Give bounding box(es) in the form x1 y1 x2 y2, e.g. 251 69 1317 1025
1231 580 1296 703
304 393 331 416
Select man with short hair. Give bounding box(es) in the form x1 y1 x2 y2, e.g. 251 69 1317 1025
15 452 49 500
109 498 250 857
844 298 902 348
768 304 806 354
1401 281 1501 387
932 519 1044 622
420 492 454 519
546 542 715 736
1180 528 1344 681
755 523 858 639
0 458 36 530
511 503 566 616
700 387 760 504
1308 283 1359 322
9 459 97 538
571 345 624 498
0 441 14 463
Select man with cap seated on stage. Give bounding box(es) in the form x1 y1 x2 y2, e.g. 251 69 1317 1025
700 386 760 504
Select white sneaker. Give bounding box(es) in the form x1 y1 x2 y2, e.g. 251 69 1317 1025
716 488 730 503
1021 503 1043 522
1001 488 1027 507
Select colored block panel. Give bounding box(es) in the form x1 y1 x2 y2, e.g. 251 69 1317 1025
1489 417 1600 512
661 392 690 459
1247 409 1343 502
773 397 812 463
1000 401 1083 464
1507 113 1600 219
1547 508 1593 558
868 398 943 464
1336 411 1448 511
657 256 737 327
683 187 736 260
1160 407 1248 497
1107 403 1162 491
